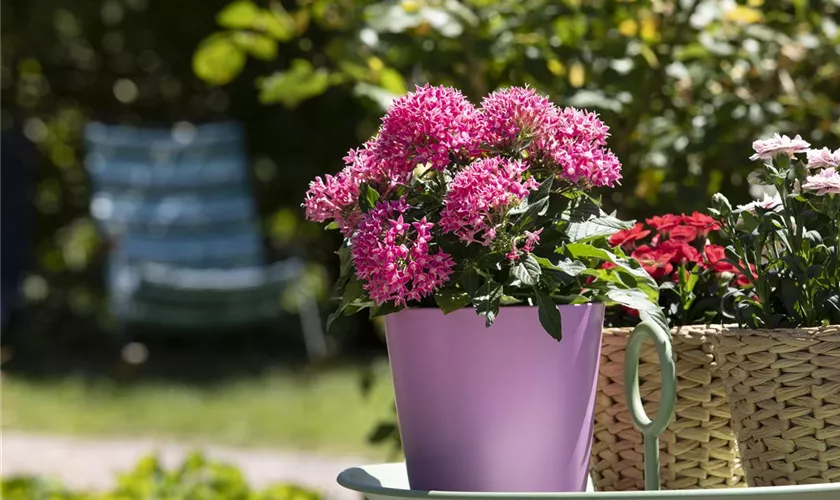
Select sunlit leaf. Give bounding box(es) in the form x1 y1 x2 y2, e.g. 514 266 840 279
216 1 260 29
258 59 331 107
233 32 277 60
724 6 764 24
193 34 246 85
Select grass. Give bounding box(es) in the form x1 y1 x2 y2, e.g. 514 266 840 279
1 361 395 457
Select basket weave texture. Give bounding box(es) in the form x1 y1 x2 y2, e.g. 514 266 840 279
710 325 840 486
591 325 745 491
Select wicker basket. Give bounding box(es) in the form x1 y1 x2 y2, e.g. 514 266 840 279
591 325 745 491
709 325 840 486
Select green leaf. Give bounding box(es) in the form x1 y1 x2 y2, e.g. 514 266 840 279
333 245 353 293
533 287 563 340
434 287 472 313
474 280 503 327
606 287 660 313
370 301 401 319
353 82 399 111
256 9 296 40
217 1 259 29
232 32 277 60
358 182 380 212
326 276 365 332
511 176 553 227
562 195 601 223
459 267 481 297
534 256 586 277
379 68 407 94
511 254 542 286
258 59 331 107
567 214 634 243
193 34 246 86
563 243 657 294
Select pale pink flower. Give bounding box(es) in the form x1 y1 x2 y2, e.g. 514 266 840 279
372 84 484 177
439 157 538 246
806 147 840 170
750 133 811 161
735 193 783 213
802 167 840 196
351 199 455 307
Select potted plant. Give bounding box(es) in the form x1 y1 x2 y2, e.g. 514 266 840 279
592 213 748 491
304 84 663 492
708 134 840 486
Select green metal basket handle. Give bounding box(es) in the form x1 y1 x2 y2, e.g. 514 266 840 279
623 321 676 492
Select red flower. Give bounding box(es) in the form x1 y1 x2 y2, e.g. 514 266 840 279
669 225 699 242
704 244 736 274
658 240 702 266
631 245 675 281
609 223 651 249
646 214 682 233
622 306 640 317
734 263 758 288
683 211 721 234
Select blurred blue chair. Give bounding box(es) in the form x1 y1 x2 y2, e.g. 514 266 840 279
1 128 35 331
84 121 326 358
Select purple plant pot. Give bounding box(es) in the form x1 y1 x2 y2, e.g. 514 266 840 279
385 303 605 493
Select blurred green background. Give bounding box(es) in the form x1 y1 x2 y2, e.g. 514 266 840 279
1 0 839 470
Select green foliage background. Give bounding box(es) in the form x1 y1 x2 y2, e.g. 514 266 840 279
3 0 839 340
1 452 323 500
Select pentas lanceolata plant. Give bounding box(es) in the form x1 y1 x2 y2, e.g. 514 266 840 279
604 212 753 328
709 134 840 328
304 84 663 340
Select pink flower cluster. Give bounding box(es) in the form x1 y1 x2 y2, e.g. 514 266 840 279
304 141 386 235
303 84 626 307
439 158 538 245
351 199 456 306
481 87 621 188
480 87 557 149
373 84 484 176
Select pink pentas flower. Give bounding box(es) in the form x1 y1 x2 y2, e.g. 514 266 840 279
528 107 621 188
749 133 811 161
439 157 539 246
351 198 455 307
554 107 611 147
545 139 622 188
802 167 840 196
304 141 389 235
480 86 558 150
507 228 544 262
806 147 840 170
372 84 484 177
303 167 362 235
